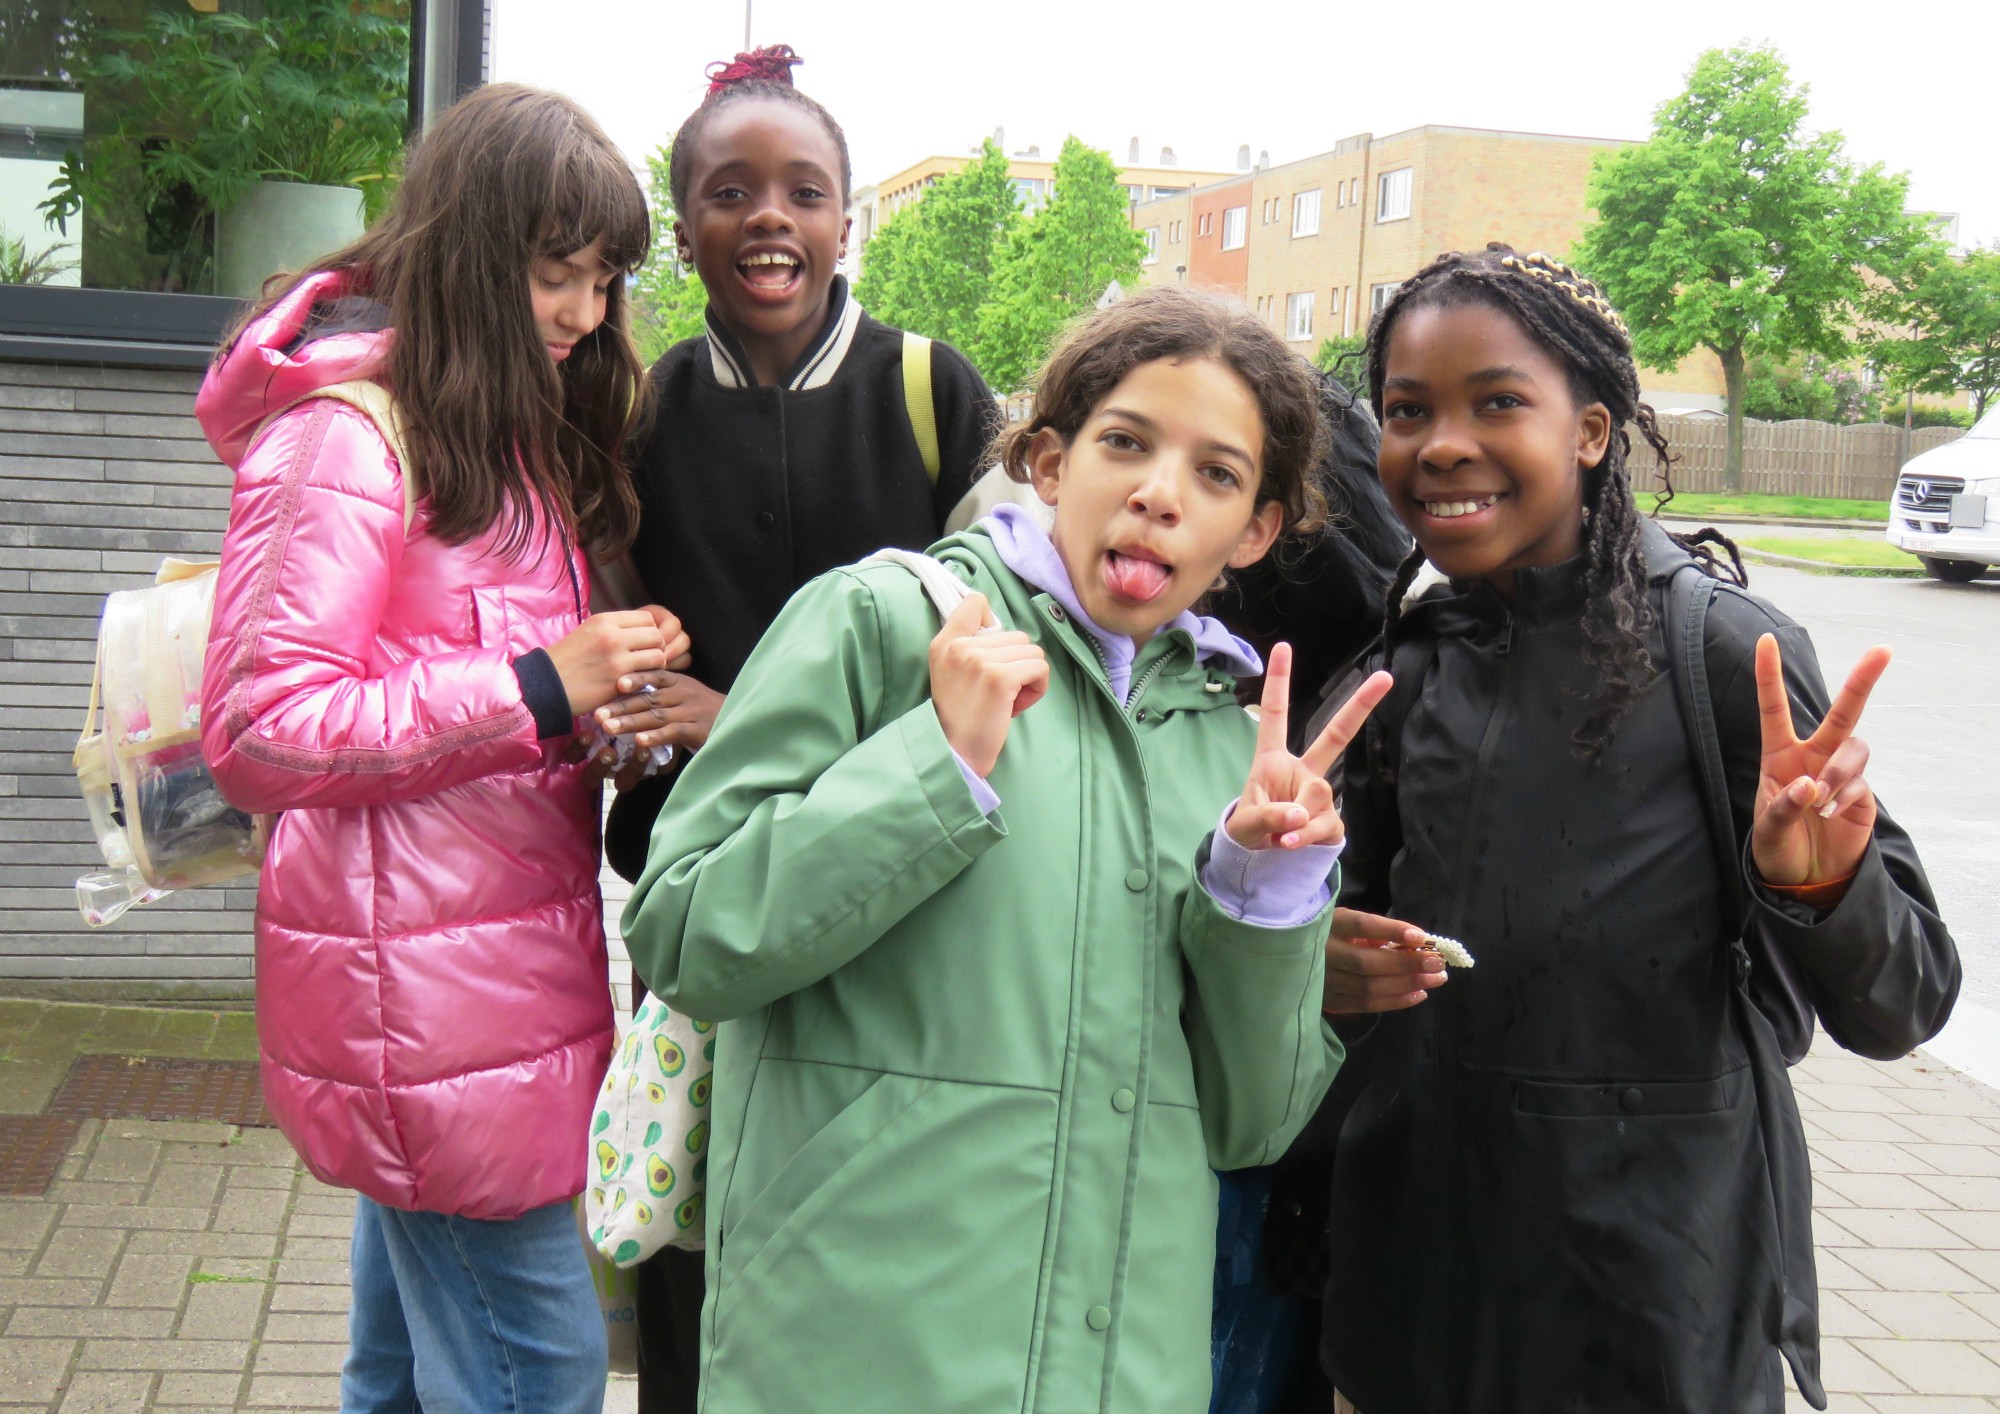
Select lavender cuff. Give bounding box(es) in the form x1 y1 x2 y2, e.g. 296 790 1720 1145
1202 802 1341 927
951 749 1003 816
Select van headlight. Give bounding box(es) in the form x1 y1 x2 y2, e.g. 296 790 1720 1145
1966 478 2000 499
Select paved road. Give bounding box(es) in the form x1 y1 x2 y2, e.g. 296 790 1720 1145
1737 561 2000 1060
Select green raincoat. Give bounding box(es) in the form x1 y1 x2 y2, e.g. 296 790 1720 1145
622 526 1342 1412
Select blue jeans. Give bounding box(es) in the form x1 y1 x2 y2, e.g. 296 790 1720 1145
341 1195 607 1414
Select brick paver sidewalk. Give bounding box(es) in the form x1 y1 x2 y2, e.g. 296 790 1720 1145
2 999 1995 1411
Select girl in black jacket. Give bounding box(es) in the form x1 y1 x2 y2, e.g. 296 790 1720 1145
1314 245 1959 1413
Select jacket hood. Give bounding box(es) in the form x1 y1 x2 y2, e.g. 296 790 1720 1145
196 269 391 469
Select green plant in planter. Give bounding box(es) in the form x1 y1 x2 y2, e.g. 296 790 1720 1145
40 0 410 293
0 226 76 285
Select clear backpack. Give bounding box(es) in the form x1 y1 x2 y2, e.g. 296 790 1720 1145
72 381 413 926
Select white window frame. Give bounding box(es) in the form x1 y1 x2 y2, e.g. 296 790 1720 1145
1292 189 1321 238
1286 292 1314 342
1377 167 1413 222
1371 281 1402 314
1221 205 1247 251
1142 226 1159 264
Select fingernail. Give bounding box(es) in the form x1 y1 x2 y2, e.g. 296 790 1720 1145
1818 800 1840 820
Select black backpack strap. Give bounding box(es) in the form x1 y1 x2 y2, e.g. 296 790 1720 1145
1664 566 1748 936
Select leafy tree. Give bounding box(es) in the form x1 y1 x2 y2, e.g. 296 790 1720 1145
628 145 708 366
856 139 1019 358
974 137 1148 392
1314 332 1370 401
1873 244 2000 420
1573 45 1932 489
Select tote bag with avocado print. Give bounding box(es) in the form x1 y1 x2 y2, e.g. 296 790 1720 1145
585 995 715 1265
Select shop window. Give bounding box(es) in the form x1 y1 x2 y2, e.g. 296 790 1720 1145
1 1 416 299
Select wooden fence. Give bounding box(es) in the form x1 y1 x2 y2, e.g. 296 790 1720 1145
1633 417 1964 501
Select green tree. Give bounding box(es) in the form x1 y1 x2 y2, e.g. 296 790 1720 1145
1314 332 1370 401
628 145 708 365
974 137 1148 392
856 139 1019 358
1873 244 2000 420
1573 45 1931 489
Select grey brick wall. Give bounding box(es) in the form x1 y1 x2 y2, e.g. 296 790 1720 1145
0 358 257 1002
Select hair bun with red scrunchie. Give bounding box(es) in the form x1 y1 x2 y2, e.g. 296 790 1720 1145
705 44 802 96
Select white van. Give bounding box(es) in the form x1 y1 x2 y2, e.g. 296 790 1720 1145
1887 407 2000 582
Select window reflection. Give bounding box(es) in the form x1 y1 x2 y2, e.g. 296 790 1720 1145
0 0 411 297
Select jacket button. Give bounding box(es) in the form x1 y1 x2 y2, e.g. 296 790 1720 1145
1049 603 1067 622
757 510 776 530
1620 1087 1645 1112
1124 868 1148 892
1086 1305 1112 1331
1111 1088 1136 1113
1135 708 1150 723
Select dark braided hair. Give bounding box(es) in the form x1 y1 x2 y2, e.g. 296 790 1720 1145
668 45 852 213
1365 243 1745 769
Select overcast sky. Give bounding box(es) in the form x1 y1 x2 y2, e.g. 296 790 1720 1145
491 0 1997 250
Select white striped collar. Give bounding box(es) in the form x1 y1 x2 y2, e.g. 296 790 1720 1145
703 277 865 392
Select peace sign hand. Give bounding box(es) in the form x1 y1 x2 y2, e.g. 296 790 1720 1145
1224 643 1394 852
1750 632 1891 888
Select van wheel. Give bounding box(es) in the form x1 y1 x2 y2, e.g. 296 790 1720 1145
1920 557 1987 583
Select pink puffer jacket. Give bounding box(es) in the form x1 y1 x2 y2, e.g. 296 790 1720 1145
198 271 613 1219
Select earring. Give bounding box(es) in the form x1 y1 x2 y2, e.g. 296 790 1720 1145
1581 504 1593 525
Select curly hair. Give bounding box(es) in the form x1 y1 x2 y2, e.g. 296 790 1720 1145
1365 243 1744 766
668 45 851 213
991 286 1330 537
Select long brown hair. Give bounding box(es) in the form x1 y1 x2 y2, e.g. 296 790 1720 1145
222 83 649 560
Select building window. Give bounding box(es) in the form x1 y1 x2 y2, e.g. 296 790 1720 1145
1 1 416 298
1329 286 1343 317
1377 168 1413 223
1011 177 1047 211
1371 281 1402 314
1221 205 1247 251
1286 292 1314 342
1142 227 1159 264
1293 189 1321 238
1198 211 1212 237
1148 185 1187 200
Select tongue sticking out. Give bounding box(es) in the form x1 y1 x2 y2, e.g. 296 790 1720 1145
1104 551 1170 604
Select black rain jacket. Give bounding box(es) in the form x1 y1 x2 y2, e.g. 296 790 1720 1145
1318 521 1959 1414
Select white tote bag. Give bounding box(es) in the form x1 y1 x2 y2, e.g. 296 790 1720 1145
584 994 716 1266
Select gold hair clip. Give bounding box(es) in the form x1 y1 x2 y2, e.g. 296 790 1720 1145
1498 252 1630 337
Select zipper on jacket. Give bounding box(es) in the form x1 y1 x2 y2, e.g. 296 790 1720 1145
1124 652 1175 716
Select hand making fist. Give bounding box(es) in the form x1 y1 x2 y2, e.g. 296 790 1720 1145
930 592 1049 778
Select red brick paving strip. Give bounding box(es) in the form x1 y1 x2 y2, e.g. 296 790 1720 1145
0 1113 83 1195
45 1055 273 1128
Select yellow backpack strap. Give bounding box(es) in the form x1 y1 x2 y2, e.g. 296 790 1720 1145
263 380 419 532
901 330 941 486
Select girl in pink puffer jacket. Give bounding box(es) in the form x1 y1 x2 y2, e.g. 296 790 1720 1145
198 85 678 1414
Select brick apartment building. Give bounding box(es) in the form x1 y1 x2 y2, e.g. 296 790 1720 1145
1132 126 1730 411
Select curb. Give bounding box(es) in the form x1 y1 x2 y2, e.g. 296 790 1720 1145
1736 546 1924 579
1657 513 1887 532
